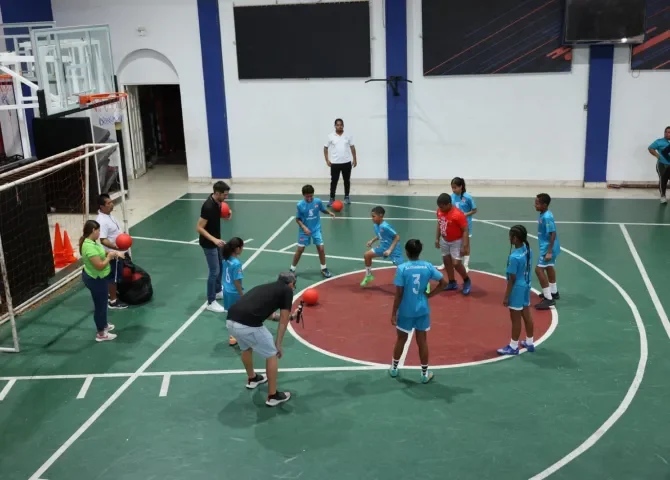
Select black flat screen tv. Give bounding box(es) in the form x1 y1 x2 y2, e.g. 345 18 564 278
563 0 647 44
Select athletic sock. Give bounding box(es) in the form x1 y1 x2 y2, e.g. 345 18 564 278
549 283 558 294
321 264 327 270
392 359 399 370
290 265 296 272
366 267 372 276
421 365 428 375
510 339 519 349
525 337 534 345
542 287 552 299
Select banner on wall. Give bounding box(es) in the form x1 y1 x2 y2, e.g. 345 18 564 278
422 0 572 76
631 0 670 71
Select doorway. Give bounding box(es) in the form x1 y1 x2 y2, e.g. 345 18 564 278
125 84 186 179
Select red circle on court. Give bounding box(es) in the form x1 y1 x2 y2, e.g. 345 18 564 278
291 269 555 367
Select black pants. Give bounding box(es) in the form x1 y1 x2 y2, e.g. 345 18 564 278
657 162 670 197
330 162 352 199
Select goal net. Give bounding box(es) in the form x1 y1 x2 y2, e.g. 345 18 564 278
0 143 122 353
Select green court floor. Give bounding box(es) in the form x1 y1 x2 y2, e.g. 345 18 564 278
2 193 670 480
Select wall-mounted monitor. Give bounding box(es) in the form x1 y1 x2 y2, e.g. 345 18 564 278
563 0 647 45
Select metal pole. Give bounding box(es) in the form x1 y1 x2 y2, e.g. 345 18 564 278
0 229 19 352
85 144 90 220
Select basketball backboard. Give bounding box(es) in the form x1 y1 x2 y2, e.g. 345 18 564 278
31 24 115 115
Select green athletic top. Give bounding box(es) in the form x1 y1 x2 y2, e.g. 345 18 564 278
81 238 110 278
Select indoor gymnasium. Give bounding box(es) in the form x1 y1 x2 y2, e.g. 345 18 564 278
0 1 669 479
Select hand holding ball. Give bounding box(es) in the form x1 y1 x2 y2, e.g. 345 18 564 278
220 202 232 219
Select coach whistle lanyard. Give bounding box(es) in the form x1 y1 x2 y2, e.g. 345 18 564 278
101 211 120 231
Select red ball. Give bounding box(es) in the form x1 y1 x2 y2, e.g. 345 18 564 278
331 200 343 212
220 202 231 219
116 233 132 250
302 288 319 306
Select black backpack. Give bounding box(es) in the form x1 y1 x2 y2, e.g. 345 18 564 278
117 257 153 305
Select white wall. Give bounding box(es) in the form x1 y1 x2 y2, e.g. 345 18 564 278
51 0 210 179
607 46 670 184
220 0 388 181
407 1 591 184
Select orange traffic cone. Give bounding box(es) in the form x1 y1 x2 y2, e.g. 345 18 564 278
62 231 77 265
53 223 68 268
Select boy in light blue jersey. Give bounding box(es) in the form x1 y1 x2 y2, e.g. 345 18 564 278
497 225 536 356
648 126 670 203
221 237 245 347
360 206 404 287
389 239 447 383
534 193 560 310
450 177 477 271
290 184 335 278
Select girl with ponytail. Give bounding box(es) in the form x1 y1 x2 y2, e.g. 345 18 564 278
497 225 535 356
79 219 124 342
221 237 245 346
450 177 477 271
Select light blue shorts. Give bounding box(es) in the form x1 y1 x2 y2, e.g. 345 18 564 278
223 291 241 310
225 320 278 359
508 286 531 310
396 314 431 333
537 250 559 268
298 230 323 247
371 247 403 266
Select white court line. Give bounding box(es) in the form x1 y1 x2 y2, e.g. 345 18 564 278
132 236 394 265
176 197 670 226
398 330 414 368
159 375 171 397
189 238 199 244
244 238 254 244
76 376 93 399
0 379 16 400
279 243 298 252
477 219 648 480
27 216 295 480
620 224 670 340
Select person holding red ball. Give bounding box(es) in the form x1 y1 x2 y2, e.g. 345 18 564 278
96 193 131 310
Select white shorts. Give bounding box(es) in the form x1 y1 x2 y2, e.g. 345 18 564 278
439 237 462 261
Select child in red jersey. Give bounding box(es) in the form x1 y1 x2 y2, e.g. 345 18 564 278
435 193 472 295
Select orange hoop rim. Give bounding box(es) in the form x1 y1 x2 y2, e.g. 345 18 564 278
79 92 128 106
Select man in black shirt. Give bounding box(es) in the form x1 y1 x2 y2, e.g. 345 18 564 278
226 272 297 407
196 181 230 314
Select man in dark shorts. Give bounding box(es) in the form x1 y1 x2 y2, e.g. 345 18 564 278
196 181 230 313
226 272 297 407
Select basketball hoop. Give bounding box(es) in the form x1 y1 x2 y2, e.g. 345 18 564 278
80 92 127 127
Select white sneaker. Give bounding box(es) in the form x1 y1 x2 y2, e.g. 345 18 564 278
96 332 117 342
207 301 225 313
105 324 115 332
661 196 667 204
216 291 223 300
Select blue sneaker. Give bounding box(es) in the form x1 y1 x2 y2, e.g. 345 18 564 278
321 268 332 278
421 371 434 383
344 196 351 205
521 340 535 352
389 368 399 378
328 198 334 207
462 278 472 295
444 280 458 291
496 345 519 356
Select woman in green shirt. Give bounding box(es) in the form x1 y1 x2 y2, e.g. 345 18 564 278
79 220 125 342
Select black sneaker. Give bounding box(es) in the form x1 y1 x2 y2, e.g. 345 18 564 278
534 298 555 310
266 391 292 407
246 374 267 389
108 299 128 310
538 292 560 301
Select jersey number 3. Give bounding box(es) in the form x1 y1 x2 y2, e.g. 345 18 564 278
412 274 421 294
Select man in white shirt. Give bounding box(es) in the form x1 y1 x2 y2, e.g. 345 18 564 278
324 118 357 206
96 194 129 310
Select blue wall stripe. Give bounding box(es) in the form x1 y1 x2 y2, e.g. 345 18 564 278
385 0 409 182
0 0 53 158
197 0 231 179
583 45 614 183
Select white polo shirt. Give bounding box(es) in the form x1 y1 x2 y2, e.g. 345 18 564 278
95 210 126 253
325 132 354 164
